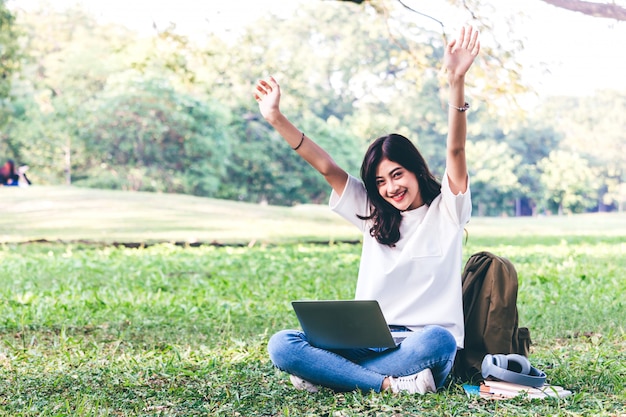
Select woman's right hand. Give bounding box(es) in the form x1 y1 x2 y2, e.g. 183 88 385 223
254 76 282 123
252 75 348 194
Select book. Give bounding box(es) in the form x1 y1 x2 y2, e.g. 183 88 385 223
479 380 573 400
463 381 573 400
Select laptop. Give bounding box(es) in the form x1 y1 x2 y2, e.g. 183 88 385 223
291 300 412 349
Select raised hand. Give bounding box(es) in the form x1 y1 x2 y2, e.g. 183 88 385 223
443 26 480 80
254 76 282 122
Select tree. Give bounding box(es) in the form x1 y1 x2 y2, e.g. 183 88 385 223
340 0 626 21
540 92 626 212
4 6 137 183
0 0 20 139
332 0 532 116
212 3 384 204
538 150 597 214
7 5 221 188
79 76 231 195
466 140 522 216
0 0 19 100
504 124 564 215
7 0 622 214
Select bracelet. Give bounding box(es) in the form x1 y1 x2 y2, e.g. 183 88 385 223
293 131 305 150
448 102 470 112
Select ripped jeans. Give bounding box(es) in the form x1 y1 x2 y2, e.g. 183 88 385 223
267 325 457 392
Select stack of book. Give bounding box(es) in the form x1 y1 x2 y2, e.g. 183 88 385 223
464 380 573 400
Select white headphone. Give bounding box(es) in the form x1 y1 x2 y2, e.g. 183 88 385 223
481 354 547 387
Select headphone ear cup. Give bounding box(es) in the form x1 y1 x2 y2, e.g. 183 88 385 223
506 354 531 375
493 354 508 370
481 354 494 379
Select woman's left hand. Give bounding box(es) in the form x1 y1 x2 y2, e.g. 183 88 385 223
443 26 480 80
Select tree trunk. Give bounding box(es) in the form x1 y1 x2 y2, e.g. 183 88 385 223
64 140 71 185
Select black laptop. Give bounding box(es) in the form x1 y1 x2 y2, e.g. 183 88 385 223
291 300 411 349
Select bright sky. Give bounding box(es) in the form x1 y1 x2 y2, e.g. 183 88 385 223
10 0 626 97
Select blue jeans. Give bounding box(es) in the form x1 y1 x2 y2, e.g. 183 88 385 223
267 325 457 392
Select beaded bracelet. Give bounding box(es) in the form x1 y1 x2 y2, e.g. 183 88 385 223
449 102 470 112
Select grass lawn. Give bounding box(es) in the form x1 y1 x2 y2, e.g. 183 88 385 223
0 186 360 245
0 186 625 416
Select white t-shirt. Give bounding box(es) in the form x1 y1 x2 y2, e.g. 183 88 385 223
329 172 471 348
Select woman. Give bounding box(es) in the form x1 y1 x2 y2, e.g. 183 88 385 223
254 26 480 394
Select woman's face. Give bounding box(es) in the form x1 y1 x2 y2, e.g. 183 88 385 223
375 157 423 211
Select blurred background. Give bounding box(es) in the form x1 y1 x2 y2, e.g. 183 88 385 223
1 0 625 216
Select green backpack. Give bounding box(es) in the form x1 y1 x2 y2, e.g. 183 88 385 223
453 251 532 382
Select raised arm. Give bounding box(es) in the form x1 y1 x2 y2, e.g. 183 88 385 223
443 26 480 195
254 76 349 196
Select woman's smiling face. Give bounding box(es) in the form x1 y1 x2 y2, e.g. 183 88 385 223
375 157 424 211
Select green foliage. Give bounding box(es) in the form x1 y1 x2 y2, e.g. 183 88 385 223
2 1 625 213
0 235 624 416
467 139 521 216
212 1 432 204
78 77 230 195
538 150 597 214
3 7 138 182
0 0 20 132
0 0 19 98
542 92 626 211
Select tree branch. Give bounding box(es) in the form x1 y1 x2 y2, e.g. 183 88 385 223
397 0 446 33
539 0 626 20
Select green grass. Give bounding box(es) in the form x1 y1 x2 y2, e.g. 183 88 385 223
0 187 625 415
2 186 625 245
0 186 360 245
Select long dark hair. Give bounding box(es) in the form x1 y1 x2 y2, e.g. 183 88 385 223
358 133 441 246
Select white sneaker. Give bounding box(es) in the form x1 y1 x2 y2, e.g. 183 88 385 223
389 368 436 394
289 374 319 393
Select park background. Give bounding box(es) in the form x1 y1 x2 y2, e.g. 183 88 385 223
0 0 625 416
1 0 625 216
